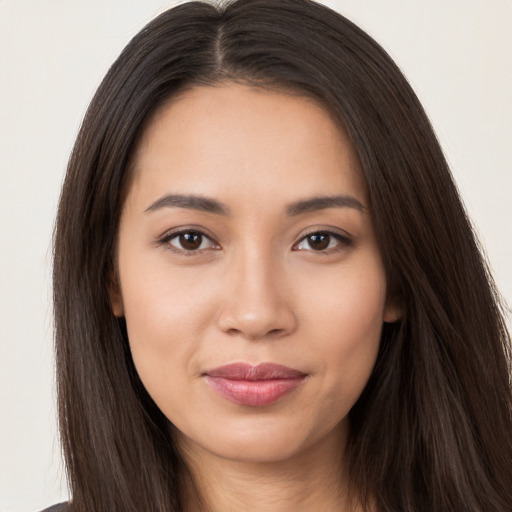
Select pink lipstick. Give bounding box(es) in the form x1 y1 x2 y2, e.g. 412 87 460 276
204 363 307 406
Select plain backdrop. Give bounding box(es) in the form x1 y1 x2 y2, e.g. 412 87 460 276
1 1 511 510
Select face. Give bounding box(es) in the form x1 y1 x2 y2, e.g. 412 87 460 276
111 84 399 465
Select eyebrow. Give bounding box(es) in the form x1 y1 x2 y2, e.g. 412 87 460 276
286 195 365 216
144 193 365 216
145 194 230 215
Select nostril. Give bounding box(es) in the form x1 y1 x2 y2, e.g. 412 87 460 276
223 326 289 341
216 289 298 340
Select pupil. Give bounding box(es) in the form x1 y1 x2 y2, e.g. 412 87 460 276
180 232 202 250
309 234 329 250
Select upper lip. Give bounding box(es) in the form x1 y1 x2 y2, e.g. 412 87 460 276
205 362 307 380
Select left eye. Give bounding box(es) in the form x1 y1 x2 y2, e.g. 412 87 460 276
294 232 347 251
167 231 217 252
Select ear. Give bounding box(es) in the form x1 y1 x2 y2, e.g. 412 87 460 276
383 298 402 324
108 271 124 317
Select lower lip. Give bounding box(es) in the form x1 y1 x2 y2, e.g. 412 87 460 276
204 376 305 406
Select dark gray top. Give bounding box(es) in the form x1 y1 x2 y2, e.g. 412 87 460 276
40 503 68 512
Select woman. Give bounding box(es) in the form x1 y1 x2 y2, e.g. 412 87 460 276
48 0 512 510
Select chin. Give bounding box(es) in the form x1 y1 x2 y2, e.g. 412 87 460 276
175 414 347 465
219 434 306 463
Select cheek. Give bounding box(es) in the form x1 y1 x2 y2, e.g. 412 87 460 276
302 259 386 392
118 253 216 397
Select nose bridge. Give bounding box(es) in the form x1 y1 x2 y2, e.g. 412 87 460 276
218 239 296 339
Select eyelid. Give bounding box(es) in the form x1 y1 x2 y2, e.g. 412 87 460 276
156 225 221 253
292 226 353 252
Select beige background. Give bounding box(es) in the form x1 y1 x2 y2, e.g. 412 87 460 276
1 1 510 510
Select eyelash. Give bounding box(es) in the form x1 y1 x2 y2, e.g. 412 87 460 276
157 228 353 255
292 229 353 253
157 228 220 255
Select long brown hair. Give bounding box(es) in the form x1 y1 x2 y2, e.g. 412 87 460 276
53 1 512 510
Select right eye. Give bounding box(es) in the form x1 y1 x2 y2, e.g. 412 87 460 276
162 230 220 253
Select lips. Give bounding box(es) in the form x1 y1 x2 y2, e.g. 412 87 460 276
203 363 307 407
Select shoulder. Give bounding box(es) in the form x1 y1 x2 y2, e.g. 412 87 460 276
39 503 68 512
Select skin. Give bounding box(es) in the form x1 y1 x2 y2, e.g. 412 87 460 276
111 84 399 511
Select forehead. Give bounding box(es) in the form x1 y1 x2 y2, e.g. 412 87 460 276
128 83 367 209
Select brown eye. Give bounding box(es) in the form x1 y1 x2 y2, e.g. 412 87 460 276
166 230 217 252
306 234 330 251
179 232 203 250
294 231 351 252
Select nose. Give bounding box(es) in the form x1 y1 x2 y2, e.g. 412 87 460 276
217 248 297 341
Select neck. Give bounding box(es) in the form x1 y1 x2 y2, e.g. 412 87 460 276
177 425 362 512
